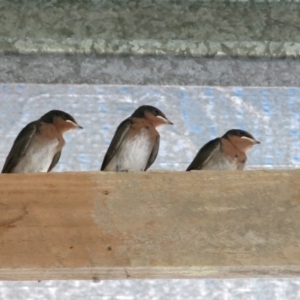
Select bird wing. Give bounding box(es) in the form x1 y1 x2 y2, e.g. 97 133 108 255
47 150 62 172
2 121 38 173
145 134 160 171
100 119 132 171
186 138 220 171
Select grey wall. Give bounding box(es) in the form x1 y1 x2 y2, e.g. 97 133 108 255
1 55 300 86
0 1 300 58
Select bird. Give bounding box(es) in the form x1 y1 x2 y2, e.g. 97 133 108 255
101 105 173 172
2 110 83 173
186 129 260 171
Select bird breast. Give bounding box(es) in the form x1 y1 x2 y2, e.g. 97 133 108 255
112 129 153 171
13 137 62 173
202 146 240 170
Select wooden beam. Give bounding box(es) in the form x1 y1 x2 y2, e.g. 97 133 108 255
0 170 300 281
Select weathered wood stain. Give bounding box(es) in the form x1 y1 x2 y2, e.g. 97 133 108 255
0 170 299 280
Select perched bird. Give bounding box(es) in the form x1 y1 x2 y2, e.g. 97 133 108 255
186 129 260 171
2 110 83 173
101 105 173 172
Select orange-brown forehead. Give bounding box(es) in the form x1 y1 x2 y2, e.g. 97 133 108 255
246 133 255 140
240 131 254 139
144 110 166 125
52 116 77 132
229 135 252 144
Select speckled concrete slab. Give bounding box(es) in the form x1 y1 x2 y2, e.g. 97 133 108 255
1 0 300 58
0 278 300 300
1 55 300 86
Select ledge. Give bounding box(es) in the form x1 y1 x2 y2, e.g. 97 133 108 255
1 170 300 280
1 1 300 58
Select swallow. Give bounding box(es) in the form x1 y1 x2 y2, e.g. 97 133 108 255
186 129 260 171
2 110 83 173
101 105 173 172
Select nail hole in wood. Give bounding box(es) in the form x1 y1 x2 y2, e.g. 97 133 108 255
92 276 101 283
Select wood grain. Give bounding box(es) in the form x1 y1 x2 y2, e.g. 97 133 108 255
0 170 300 280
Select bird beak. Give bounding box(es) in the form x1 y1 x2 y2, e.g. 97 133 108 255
241 136 260 144
157 115 174 125
66 119 83 129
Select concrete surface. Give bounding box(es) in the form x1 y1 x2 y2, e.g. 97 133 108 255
1 1 300 58
1 55 300 86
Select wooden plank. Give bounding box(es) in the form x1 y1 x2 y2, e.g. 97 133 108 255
0 170 300 281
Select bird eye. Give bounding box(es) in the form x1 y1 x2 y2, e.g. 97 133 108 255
153 109 159 116
239 131 244 137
